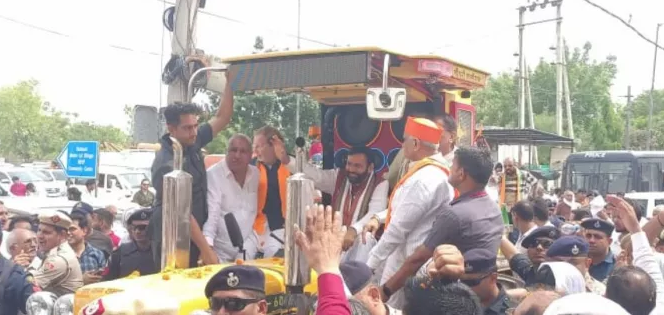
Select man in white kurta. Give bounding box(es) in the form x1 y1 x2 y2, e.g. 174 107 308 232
203 134 260 261
274 144 388 263
366 117 454 309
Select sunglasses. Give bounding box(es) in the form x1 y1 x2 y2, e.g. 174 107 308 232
527 239 553 249
209 297 260 312
460 271 494 287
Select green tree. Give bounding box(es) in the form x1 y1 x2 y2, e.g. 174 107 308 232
473 41 624 160
202 37 320 153
0 80 128 161
626 89 664 150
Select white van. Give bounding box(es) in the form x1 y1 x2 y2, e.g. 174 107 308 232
625 191 664 218
71 166 152 201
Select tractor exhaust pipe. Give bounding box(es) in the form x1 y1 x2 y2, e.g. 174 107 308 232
284 137 314 313
161 137 193 270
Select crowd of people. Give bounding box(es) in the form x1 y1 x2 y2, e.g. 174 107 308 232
2 80 664 315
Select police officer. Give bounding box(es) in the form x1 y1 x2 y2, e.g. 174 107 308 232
105 208 156 280
459 249 513 315
545 235 606 295
508 225 561 286
204 265 268 315
28 210 84 296
580 218 616 282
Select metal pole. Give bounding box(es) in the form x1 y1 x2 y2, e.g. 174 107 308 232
562 50 574 139
166 0 199 106
525 62 538 165
518 7 526 129
295 0 302 138
555 1 564 136
646 23 661 150
624 86 633 149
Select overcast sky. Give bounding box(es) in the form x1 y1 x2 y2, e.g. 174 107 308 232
1 0 662 130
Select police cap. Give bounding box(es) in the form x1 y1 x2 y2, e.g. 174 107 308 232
205 265 265 298
463 248 497 274
546 236 589 258
522 226 561 249
127 208 153 225
580 218 615 236
340 261 373 295
38 210 72 229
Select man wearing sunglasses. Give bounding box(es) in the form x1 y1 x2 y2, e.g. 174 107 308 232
205 265 268 315
501 225 561 287
105 208 156 280
460 248 514 315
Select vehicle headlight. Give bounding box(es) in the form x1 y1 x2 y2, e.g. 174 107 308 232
189 311 211 315
53 294 74 315
26 291 57 315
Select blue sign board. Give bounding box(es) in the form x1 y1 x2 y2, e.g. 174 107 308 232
57 141 99 179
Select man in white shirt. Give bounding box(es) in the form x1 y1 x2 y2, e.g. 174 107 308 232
511 200 539 254
274 144 388 263
203 134 260 262
365 117 454 308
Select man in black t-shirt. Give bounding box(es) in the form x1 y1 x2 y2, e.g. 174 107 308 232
148 81 234 270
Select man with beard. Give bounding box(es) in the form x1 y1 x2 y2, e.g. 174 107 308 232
497 158 538 209
610 197 644 256
275 144 388 263
580 218 616 282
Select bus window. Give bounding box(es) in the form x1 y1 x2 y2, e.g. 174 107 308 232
600 162 632 194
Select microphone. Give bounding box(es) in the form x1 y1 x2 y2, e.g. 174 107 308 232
224 213 245 260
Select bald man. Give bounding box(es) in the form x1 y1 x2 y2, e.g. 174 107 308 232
496 158 538 209
513 290 561 315
6 228 41 269
203 134 260 262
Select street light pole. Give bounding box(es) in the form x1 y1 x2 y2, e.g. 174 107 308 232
646 23 661 150
295 0 302 138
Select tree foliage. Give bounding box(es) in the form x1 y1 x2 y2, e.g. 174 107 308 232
474 42 635 162
203 36 320 153
0 80 128 162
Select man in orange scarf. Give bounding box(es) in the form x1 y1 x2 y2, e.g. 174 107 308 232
246 126 291 258
365 117 455 308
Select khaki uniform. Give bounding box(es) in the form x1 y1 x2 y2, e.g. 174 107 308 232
30 242 84 296
585 272 606 295
28 209 84 296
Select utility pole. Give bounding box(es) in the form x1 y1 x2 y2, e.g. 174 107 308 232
646 23 662 150
622 86 633 149
555 1 564 136
295 0 302 138
562 49 574 139
525 63 539 164
166 0 200 105
518 7 526 130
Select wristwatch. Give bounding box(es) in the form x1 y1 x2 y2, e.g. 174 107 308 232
382 284 393 299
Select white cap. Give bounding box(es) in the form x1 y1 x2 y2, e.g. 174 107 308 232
543 293 629 315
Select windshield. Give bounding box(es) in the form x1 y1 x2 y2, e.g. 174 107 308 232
565 161 632 194
36 170 54 181
51 170 68 181
121 173 148 189
7 170 42 183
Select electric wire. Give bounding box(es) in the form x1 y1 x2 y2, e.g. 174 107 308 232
581 0 664 51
